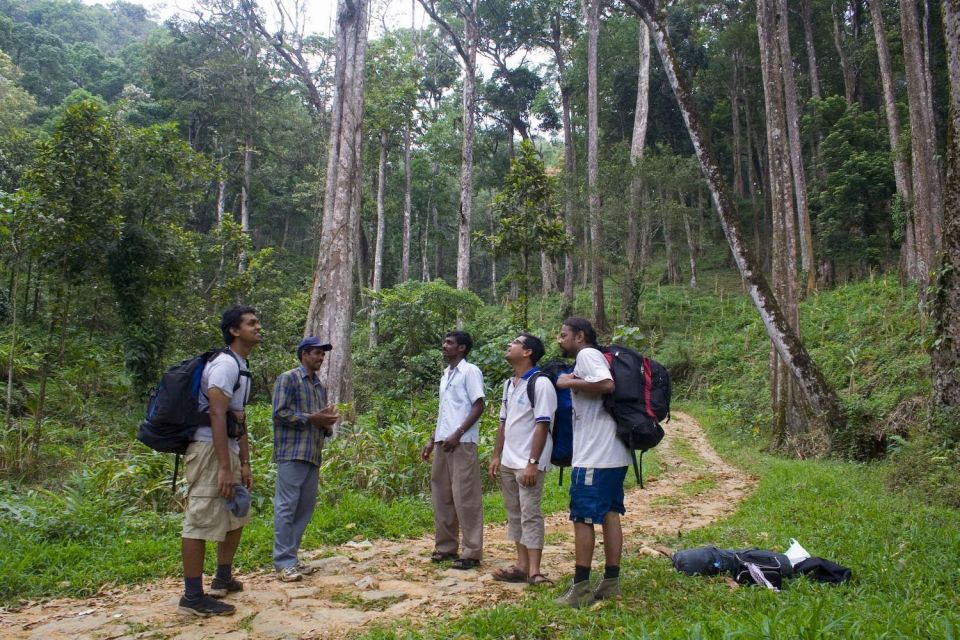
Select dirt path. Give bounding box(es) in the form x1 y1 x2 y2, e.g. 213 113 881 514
0 412 755 640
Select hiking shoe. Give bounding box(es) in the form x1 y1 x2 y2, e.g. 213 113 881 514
277 565 303 582
296 562 317 576
554 580 595 608
208 577 243 598
177 595 236 617
592 577 621 600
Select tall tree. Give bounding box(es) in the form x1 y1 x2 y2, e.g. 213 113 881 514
869 0 916 278
776 0 816 295
624 18 651 325
759 0 809 439
305 0 370 404
934 0 960 414
802 0 823 100
901 0 945 295
418 0 480 291
583 0 607 329
535 0 580 319
622 0 845 434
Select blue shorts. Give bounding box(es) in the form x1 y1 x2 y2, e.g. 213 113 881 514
568 466 628 524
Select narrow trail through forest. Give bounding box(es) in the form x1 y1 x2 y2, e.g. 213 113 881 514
1 412 756 640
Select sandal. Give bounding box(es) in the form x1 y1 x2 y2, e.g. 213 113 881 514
492 566 528 583
527 573 554 586
451 557 480 570
430 551 458 563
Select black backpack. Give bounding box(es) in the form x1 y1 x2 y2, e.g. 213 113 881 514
137 349 250 485
526 360 574 485
601 344 671 487
732 550 794 590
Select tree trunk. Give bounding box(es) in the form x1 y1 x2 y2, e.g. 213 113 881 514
5 251 21 468
370 130 388 348
306 0 370 405
623 0 846 433
870 0 917 280
832 2 858 104
802 0 823 100
777 0 817 296
760 0 805 437
684 195 700 288
541 251 557 295
457 1 479 291
584 0 607 330
625 19 651 325
731 55 745 198
557 44 577 320
401 121 412 282
238 141 252 273
933 0 960 412
421 213 430 281
902 0 945 294
662 207 681 284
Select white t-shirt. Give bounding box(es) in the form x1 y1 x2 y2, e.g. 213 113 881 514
435 360 485 443
499 370 556 471
571 347 632 468
193 350 250 455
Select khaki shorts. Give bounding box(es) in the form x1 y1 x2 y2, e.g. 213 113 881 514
181 441 251 542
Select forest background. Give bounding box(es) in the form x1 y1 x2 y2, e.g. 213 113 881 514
0 0 959 633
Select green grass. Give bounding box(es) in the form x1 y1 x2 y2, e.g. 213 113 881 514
358 404 960 639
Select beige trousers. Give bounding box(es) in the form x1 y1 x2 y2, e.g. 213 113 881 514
431 442 483 560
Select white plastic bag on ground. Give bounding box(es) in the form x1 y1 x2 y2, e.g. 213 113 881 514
785 538 811 567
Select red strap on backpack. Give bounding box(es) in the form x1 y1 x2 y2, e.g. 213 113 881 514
642 357 656 420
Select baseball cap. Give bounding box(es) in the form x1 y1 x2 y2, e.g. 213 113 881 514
297 336 333 358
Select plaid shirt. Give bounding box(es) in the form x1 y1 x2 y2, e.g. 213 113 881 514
272 365 328 466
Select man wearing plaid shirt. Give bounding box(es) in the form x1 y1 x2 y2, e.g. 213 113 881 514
271 336 339 582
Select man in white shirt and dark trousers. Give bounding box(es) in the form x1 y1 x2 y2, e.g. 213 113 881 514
554 317 632 608
420 331 486 569
490 333 557 585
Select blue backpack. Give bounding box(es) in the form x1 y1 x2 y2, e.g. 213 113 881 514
526 360 574 486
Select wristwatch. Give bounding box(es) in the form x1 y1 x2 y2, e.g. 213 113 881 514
528 457 539 465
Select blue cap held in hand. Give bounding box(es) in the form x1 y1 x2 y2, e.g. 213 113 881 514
226 484 250 518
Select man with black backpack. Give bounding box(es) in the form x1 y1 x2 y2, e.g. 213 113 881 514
553 317 632 608
177 305 260 617
489 333 556 586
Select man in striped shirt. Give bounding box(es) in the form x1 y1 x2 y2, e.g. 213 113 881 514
271 336 339 582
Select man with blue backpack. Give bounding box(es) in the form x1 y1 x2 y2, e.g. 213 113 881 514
177 306 260 617
553 317 631 608
489 333 556 586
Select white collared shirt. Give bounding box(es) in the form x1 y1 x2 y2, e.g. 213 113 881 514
435 360 485 443
499 369 556 470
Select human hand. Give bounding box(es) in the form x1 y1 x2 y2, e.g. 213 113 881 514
218 468 235 499
488 457 500 481
556 373 575 389
241 463 253 489
441 431 462 452
520 463 537 487
420 441 434 462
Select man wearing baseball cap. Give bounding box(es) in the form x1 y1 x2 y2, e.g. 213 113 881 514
271 336 339 582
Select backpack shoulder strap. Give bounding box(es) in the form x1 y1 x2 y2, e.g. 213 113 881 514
220 348 252 404
525 372 545 409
